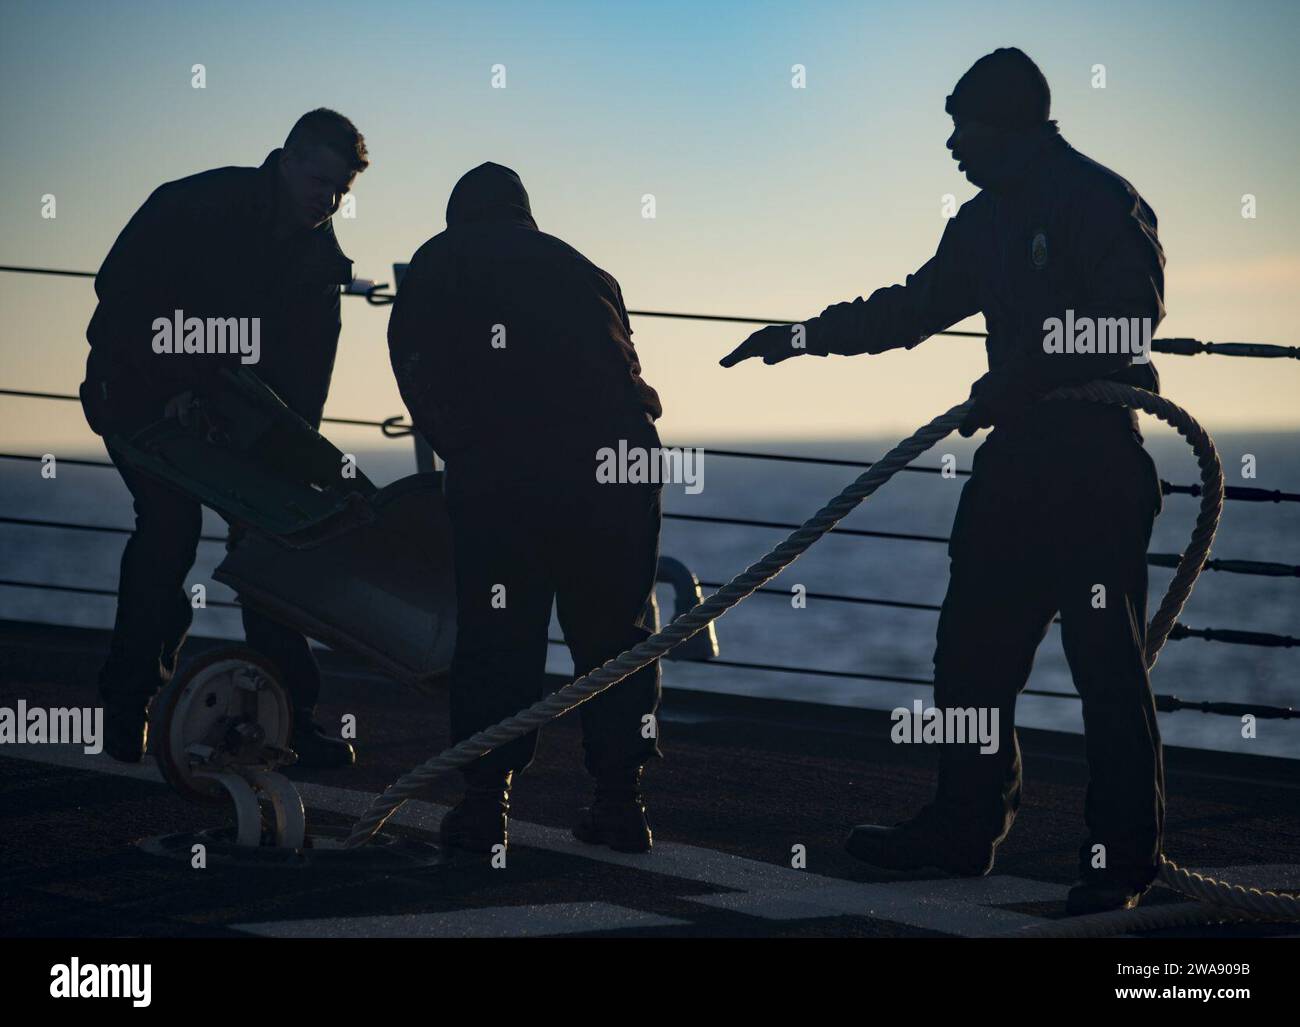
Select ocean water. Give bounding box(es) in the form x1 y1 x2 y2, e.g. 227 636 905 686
1 425 1297 759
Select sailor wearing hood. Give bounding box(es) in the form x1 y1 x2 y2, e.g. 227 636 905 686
388 163 664 856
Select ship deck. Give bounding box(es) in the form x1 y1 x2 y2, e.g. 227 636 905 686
2 618 1297 940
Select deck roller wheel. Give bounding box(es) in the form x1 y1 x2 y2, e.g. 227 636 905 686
153 646 296 807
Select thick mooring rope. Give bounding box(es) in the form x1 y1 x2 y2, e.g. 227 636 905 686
344 380 1300 930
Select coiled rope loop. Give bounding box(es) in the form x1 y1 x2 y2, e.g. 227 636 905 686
344 380 1299 929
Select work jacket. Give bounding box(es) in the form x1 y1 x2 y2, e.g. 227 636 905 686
82 148 353 434
388 163 662 487
804 132 1163 429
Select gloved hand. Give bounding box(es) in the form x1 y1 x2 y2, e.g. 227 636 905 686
719 323 807 367
164 389 229 443
163 390 198 426
958 370 1040 437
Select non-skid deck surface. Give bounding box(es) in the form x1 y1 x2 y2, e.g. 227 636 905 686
2 620 1297 938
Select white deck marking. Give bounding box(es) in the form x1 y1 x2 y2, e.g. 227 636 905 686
233 903 688 938
288 782 1063 936
11 744 1291 938
686 881 1057 934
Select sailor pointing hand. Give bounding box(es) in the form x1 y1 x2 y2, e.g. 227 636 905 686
719 322 807 367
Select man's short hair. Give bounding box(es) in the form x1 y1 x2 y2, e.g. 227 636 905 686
285 108 370 172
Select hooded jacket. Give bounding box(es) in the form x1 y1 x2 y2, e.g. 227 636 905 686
802 132 1162 428
388 162 662 483
82 149 353 433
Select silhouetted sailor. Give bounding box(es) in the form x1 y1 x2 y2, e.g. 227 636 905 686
388 162 664 855
80 109 368 768
722 48 1166 915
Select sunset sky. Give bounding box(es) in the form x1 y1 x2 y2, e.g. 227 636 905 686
2 0 1297 457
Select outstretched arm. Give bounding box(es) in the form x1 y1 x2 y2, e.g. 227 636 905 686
720 216 979 367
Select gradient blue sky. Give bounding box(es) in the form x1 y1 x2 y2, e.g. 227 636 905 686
2 0 1297 454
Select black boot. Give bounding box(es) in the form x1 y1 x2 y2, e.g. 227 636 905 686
100 690 151 764
289 716 356 769
573 768 652 853
844 804 1000 876
440 771 512 853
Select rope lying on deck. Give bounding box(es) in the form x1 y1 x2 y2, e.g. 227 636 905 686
344 380 1299 928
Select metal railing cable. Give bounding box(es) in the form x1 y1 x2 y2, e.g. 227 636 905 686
0 515 229 544
0 564 1292 717
0 264 95 279
2 464 1298 653
692 578 1296 651
3 260 1299 358
0 448 1294 585
619 309 1300 358
0 572 941 692
0 386 400 432
338 381 1298 923
0 577 243 610
5 385 1299 504
3 482 1299 654
673 446 976 477
350 271 1300 357
693 449 1299 503
5 447 1296 578
617 308 1300 358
